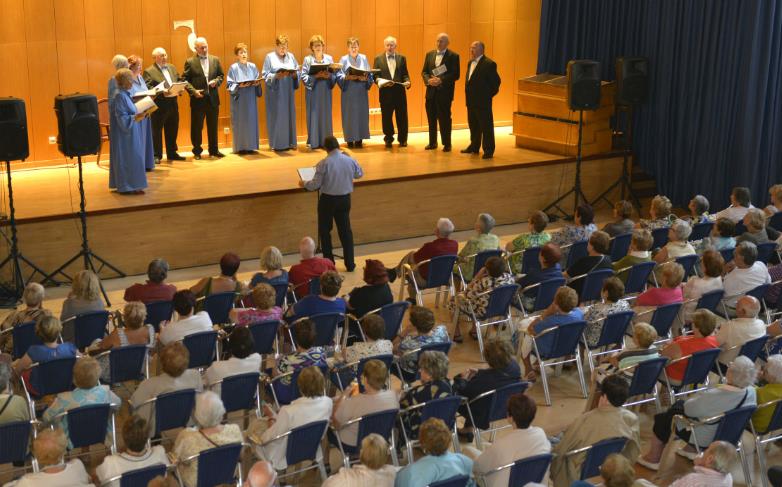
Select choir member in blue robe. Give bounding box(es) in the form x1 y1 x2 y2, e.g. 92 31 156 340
227 43 262 154
109 69 148 195
262 35 299 151
108 55 128 168
336 37 373 148
300 35 336 149
128 55 156 171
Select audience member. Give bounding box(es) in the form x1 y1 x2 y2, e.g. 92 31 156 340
93 301 155 382
273 318 327 389
653 219 695 263
249 246 288 288
123 258 177 303
603 200 636 237
738 207 780 244
634 262 684 308
285 270 346 322
752 354 782 433
723 241 772 309
517 242 563 309
289 237 336 298
338 314 393 365
551 204 598 249
322 434 398 487
681 249 724 322
95 415 170 487
398 350 452 438
715 186 753 223
716 295 766 366
573 453 656 487
583 277 631 347
13 316 79 393
506 210 551 273
0 282 48 356
190 252 246 298
669 441 736 487
764 184 782 217
612 229 653 283
639 195 674 231
60 269 105 341
244 461 277 487
687 194 711 224
660 309 719 384
13 428 91 486
551 375 640 486
395 306 449 374
697 217 736 253
450 256 514 340
204 326 262 394
564 230 613 297
347 259 393 319
0 361 29 425
456 213 501 282
159 290 213 345
229 283 283 326
394 418 475 487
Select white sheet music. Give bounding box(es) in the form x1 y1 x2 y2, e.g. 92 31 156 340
297 167 316 182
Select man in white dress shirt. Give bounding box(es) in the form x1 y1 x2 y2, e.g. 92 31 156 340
716 295 768 365
159 290 213 345
373 36 411 148
723 241 772 310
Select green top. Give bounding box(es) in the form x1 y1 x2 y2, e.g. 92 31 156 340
507 231 551 274
456 233 501 281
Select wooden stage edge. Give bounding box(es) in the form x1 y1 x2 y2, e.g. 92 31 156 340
5 129 626 276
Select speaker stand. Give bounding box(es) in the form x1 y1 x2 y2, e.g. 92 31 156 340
590 104 642 213
42 155 125 306
0 160 50 306
543 110 588 221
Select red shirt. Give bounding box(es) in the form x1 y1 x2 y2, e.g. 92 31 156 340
289 257 336 298
666 335 719 382
413 238 459 279
635 286 683 307
123 281 177 303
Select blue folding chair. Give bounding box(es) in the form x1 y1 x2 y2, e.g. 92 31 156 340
757 242 779 265
517 277 565 315
394 341 453 386
399 395 463 461
466 381 530 449
252 419 329 481
651 227 670 250
675 254 699 280
100 464 167 487
271 282 290 308
401 255 459 307
213 372 261 419
689 221 714 242
565 240 589 268
182 331 218 369
695 289 725 314
735 335 769 362
247 320 280 357
332 354 394 392
101 344 149 386
721 283 774 322
620 357 669 412
202 291 236 325
135 388 196 438
59 403 117 453
569 437 628 480
609 233 632 261
735 221 748 235
620 261 657 294
531 320 588 406
22 357 76 414
458 283 519 360
521 246 542 275
68 310 110 350
269 364 330 408
769 212 782 231
427 476 470 487
331 408 399 469
6 321 39 360
753 399 782 487
720 247 736 263
479 453 553 487
357 301 410 341
635 302 681 343
573 269 614 304
145 301 173 333
663 348 721 403
291 313 344 349
461 249 504 284
584 310 635 374
0 420 32 472
177 442 243 487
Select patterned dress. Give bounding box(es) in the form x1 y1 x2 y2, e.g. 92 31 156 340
450 273 516 318
276 347 327 385
582 300 632 347
550 223 597 248
397 326 450 374
42 385 121 448
399 379 452 438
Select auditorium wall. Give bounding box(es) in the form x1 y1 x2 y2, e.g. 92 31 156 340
0 0 540 165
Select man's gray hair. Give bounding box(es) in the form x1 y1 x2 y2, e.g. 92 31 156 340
436 218 454 237
151 47 167 58
477 213 495 233
764 354 782 384
691 195 710 215
147 258 169 284
670 219 692 241
195 36 208 45
384 36 397 44
22 282 44 307
735 241 758 266
727 355 758 388
706 441 737 474
193 391 226 428
112 54 129 70
0 361 11 391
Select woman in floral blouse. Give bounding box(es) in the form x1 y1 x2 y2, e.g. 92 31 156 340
455 213 501 282
550 204 598 248
395 307 449 375
582 277 631 347
450 256 515 340
506 210 551 274
399 350 452 438
638 194 675 231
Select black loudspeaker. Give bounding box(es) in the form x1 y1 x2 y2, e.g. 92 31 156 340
566 60 601 111
54 93 100 157
0 98 29 161
615 57 648 105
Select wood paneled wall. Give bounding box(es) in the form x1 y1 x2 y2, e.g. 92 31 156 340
0 0 541 164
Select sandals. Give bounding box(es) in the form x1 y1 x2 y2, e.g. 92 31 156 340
636 457 660 471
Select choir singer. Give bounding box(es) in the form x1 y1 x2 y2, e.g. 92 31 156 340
374 36 411 148
462 41 501 159
422 33 460 152
337 37 372 149
301 35 336 150
183 37 225 160
262 35 299 151
226 43 262 154
109 69 148 195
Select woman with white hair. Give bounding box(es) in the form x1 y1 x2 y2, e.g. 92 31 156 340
250 246 289 288
108 67 149 195
455 212 500 283
654 219 696 263
752 354 782 433
108 54 129 112
172 391 243 487
638 356 757 470
737 207 780 245
60 269 105 343
669 441 736 487
322 434 398 486
0 282 48 356
13 428 92 486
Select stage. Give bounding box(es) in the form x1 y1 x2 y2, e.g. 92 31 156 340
3 128 624 277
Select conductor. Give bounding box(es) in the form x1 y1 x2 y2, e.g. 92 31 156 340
299 135 364 272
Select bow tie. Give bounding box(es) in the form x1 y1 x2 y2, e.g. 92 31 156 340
199 56 207 60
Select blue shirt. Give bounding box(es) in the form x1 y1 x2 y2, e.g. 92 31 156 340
27 342 78 363
303 150 363 196
286 295 346 323
394 452 475 487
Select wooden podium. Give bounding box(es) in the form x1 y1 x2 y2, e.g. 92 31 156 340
512 74 615 156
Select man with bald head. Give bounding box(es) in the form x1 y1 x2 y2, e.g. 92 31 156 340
462 40 501 159
422 33 460 152
244 460 277 487
716 294 767 366
288 236 336 299
183 37 225 160
143 48 186 163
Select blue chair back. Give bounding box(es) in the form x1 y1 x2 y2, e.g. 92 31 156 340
627 357 668 398
580 269 614 303
183 331 218 369
720 247 735 263
679 348 721 389
271 283 289 308
472 381 530 430
651 227 669 249
220 372 260 413
306 312 344 348
580 437 628 479
0 420 31 465
508 453 553 487
74 310 110 350
623 262 656 294
11 320 39 360
195 443 243 487
108 345 148 384
531 278 565 312
592 311 634 349
247 320 280 355
696 289 725 313
204 292 235 324
276 364 330 406
286 420 328 466
309 277 321 296
67 403 111 448
735 221 748 235
737 335 768 362
746 283 771 302
480 284 520 320
421 341 453 356
689 222 714 241
428 476 470 487
712 406 756 447
758 401 782 435
757 242 778 265
424 255 458 289
375 301 410 339
675 254 699 280
473 250 504 276
421 396 462 430
521 246 542 275
357 354 394 377
356 409 398 447
649 303 682 338
566 240 589 268
119 465 168 487
154 389 195 435
609 233 632 261
769 212 782 231
145 301 173 333
31 357 76 396
539 321 587 361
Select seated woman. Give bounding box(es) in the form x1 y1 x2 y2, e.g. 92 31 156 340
574 453 656 487
285 270 347 323
681 249 724 322
660 309 719 386
123 258 177 303
13 428 92 487
92 301 155 382
697 217 736 253
638 194 674 231
506 210 551 274
455 213 501 283
399 350 452 439
95 415 170 487
737 207 780 244
172 391 244 487
612 229 653 283
633 262 685 320
272 319 327 403
347 259 394 319
517 242 563 310
654 219 696 264
204 326 262 394
159 290 214 345
563 230 613 298
450 256 515 341
0 361 29 426
638 356 757 470
582 277 631 347
394 306 449 377
752 354 782 434
229 283 283 326
394 418 475 487
0 282 48 356
250 246 289 288
453 339 521 442
190 252 246 299
601 200 636 237
551 204 598 248
335 314 393 366
13 316 79 395
42 357 120 448
60 270 105 341
322 434 399 486
686 194 711 224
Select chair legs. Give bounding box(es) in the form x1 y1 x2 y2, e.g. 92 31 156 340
575 349 588 398
738 442 753 487
757 437 770 487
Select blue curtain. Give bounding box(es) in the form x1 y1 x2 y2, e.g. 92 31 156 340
536 0 782 209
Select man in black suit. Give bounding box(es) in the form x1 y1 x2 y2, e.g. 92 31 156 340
183 37 225 160
373 36 411 148
422 33 460 152
462 41 501 159
143 48 186 163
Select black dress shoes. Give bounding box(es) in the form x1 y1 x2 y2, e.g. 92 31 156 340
425 144 437 150
168 153 186 161
399 142 407 147
482 153 494 159
355 141 363 148
193 154 202 160
385 141 393 148
461 147 479 154
443 145 452 152
211 151 226 158
347 141 355 148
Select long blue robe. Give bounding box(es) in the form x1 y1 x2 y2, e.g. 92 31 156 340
130 74 155 170
301 54 335 148
109 90 147 193
336 54 372 142
227 61 262 152
262 52 299 150
107 78 120 166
